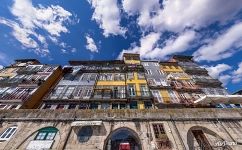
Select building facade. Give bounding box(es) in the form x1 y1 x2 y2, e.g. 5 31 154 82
0 53 242 150
0 59 62 109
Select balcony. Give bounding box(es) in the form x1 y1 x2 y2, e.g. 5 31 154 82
171 81 201 92
193 78 222 86
16 67 40 74
124 64 144 72
0 78 23 87
91 89 126 101
0 93 30 102
180 98 195 104
127 91 152 99
182 66 208 74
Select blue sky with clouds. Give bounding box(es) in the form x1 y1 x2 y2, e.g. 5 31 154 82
0 0 242 93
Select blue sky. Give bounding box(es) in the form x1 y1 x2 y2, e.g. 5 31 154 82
0 0 242 93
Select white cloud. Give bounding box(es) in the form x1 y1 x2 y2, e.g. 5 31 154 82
0 65 3 70
205 64 232 85
118 30 196 60
85 34 98 53
117 32 160 59
232 62 242 83
88 0 126 37
122 0 242 32
0 0 74 56
193 22 242 61
146 30 196 59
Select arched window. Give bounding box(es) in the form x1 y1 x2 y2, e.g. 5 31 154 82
0 126 17 141
78 126 93 142
35 127 58 140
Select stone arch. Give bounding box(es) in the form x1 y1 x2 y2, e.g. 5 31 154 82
16 126 60 149
103 127 142 150
187 126 232 150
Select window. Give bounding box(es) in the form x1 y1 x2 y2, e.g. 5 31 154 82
73 86 82 98
83 89 92 99
0 126 17 141
130 101 137 109
152 90 163 103
140 84 149 96
154 63 159 66
68 104 77 109
234 104 241 108
168 90 179 103
79 103 89 109
127 72 134 80
90 103 99 109
63 86 75 99
89 74 97 81
144 101 152 109
127 85 136 96
43 104 52 109
56 104 65 109
101 103 110 109
106 74 113 80
152 124 166 139
225 104 233 108
145 69 152 75
112 103 119 109
113 73 125 81
51 86 65 99
78 126 93 143
35 127 58 140
0 104 7 109
147 79 156 86
120 103 126 109
81 74 89 81
157 70 163 75
138 72 145 79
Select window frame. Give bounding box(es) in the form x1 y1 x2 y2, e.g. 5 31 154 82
34 127 58 141
0 126 17 141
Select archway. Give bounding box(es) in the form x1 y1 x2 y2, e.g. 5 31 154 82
104 127 142 150
187 126 232 150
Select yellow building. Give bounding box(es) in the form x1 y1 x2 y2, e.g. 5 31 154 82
123 53 152 109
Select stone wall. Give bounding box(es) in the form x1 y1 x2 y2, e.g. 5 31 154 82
0 109 242 150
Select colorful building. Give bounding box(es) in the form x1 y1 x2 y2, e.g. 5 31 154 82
0 59 62 109
0 54 242 150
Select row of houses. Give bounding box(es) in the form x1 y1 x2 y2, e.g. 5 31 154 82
0 53 241 110
0 53 242 150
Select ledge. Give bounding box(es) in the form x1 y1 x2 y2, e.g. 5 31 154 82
0 108 242 122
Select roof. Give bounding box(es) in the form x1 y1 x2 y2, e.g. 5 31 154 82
123 53 140 57
159 61 179 65
14 59 40 63
172 55 193 60
68 60 124 65
233 90 242 95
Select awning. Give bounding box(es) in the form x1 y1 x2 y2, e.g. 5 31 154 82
71 121 102 126
194 95 242 105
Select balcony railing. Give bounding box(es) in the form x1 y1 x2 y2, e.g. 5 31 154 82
182 66 208 74
16 67 40 74
92 89 126 100
171 82 200 91
0 92 30 102
180 98 195 104
127 91 152 99
0 78 23 87
193 78 222 86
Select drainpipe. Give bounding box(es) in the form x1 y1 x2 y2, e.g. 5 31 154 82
170 116 187 150
61 125 73 150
